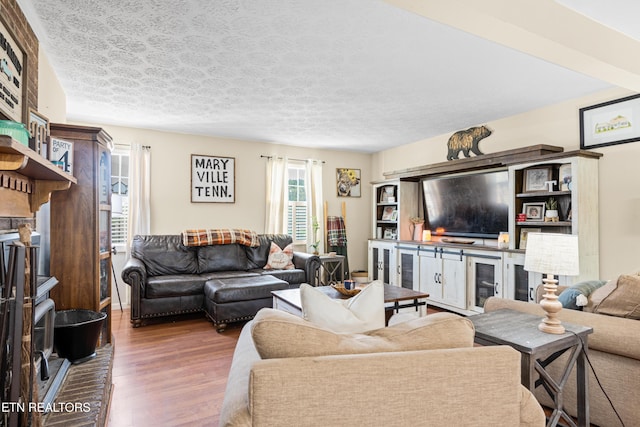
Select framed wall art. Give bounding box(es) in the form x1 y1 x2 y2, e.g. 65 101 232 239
336 168 361 197
580 94 640 149
0 17 26 122
522 166 553 192
191 154 235 203
49 137 74 174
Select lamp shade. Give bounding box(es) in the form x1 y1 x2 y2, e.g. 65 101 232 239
524 233 579 276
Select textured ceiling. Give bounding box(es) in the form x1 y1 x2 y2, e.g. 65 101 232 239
18 0 612 153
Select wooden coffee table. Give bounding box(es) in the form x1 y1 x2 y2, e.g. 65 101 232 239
272 284 429 323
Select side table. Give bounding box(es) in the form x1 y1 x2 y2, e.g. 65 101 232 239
470 309 593 427
314 254 345 286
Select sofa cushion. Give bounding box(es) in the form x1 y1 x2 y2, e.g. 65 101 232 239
246 234 293 269
204 275 289 303
131 235 198 276
584 278 618 312
255 268 305 285
300 281 385 333
263 242 294 270
146 275 207 298
594 274 640 319
251 308 475 359
197 243 248 273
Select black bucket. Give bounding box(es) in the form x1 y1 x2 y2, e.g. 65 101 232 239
54 309 106 363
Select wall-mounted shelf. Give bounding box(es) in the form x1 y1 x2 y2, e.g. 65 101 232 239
0 136 76 183
0 136 77 216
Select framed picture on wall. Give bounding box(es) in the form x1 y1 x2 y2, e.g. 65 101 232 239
336 168 361 197
580 94 640 149
191 154 236 203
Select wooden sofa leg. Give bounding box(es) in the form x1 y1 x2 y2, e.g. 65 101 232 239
216 323 227 333
131 319 142 328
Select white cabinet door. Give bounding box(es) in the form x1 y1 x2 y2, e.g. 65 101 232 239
419 247 442 303
441 250 466 310
397 246 420 291
368 240 397 285
467 254 503 313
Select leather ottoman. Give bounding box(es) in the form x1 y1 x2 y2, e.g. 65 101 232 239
204 275 290 332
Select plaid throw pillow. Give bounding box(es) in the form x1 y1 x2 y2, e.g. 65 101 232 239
181 229 259 247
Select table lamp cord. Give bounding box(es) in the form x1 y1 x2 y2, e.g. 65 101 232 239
568 331 626 427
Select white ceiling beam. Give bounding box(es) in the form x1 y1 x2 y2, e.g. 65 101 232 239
385 0 640 91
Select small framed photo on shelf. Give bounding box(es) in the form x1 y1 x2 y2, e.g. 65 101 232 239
380 185 396 203
381 206 395 221
522 202 545 221
559 164 572 191
519 228 541 250
522 166 553 192
390 210 398 221
383 228 396 239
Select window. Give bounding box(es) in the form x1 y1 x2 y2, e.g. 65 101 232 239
287 163 307 243
111 150 129 246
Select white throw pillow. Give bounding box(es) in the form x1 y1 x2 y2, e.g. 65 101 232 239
263 242 294 270
300 281 385 333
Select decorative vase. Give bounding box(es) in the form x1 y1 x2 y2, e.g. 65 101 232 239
411 222 424 241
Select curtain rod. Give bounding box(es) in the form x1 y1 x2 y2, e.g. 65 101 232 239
114 143 151 149
260 155 324 163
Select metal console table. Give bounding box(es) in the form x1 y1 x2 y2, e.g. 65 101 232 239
314 254 345 286
470 309 592 427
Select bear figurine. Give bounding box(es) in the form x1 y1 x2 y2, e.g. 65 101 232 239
446 125 492 160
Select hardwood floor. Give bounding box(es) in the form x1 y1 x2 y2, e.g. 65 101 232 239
107 309 242 427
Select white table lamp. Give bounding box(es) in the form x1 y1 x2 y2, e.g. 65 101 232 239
524 233 579 334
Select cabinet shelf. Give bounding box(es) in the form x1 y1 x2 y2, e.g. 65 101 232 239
517 221 572 227
516 190 570 198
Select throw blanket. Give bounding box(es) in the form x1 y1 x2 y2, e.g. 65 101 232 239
181 229 259 247
326 216 347 247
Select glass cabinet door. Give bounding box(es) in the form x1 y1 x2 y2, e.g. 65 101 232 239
99 150 110 205
468 255 502 312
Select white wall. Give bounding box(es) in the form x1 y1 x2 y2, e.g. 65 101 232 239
372 86 640 280
84 124 373 271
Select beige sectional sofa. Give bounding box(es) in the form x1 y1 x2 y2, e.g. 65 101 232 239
484 294 640 427
219 308 545 427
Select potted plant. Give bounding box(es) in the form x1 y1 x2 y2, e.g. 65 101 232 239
309 216 320 254
545 198 559 222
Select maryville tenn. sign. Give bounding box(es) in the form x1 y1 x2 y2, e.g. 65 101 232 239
191 155 235 203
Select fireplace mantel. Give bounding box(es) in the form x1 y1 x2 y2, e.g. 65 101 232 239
0 135 76 217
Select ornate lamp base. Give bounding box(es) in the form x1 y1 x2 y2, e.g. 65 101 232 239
538 274 565 334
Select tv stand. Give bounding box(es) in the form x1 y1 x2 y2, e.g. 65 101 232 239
369 145 601 315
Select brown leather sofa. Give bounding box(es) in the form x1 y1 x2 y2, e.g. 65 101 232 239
121 234 319 328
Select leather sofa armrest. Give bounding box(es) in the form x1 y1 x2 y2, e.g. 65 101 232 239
121 257 147 326
292 252 321 286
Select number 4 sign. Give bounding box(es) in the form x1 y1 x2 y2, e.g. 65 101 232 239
49 137 74 175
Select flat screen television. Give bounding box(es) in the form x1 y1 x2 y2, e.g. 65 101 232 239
422 169 509 239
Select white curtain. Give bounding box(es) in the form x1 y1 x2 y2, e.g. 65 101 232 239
127 144 151 252
305 159 324 253
265 156 288 234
